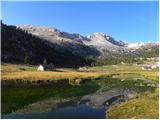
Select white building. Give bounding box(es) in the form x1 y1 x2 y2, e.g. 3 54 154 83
151 65 158 69
37 65 44 71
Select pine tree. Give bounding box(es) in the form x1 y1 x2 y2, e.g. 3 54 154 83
43 59 47 65
24 56 28 64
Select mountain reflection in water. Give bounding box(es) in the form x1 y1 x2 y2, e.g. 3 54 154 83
2 95 125 119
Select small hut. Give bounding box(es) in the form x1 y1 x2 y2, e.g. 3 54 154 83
151 65 159 69
37 65 44 71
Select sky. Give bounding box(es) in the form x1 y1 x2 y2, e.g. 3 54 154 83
1 1 158 43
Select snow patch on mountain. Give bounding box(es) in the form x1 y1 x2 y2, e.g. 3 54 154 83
127 42 144 49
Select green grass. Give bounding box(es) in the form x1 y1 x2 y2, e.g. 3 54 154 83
87 64 159 81
1 63 36 73
106 89 159 119
95 77 155 93
2 82 99 114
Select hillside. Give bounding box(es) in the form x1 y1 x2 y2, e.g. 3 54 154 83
1 22 100 67
17 24 159 58
18 24 131 57
1 22 159 66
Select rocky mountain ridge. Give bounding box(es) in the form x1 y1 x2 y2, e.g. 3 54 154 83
18 24 158 52
2 22 159 66
17 25 132 56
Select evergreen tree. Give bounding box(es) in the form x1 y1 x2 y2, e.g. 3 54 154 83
43 59 47 65
24 56 28 64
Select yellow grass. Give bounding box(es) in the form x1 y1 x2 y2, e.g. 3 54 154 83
106 89 159 119
2 71 104 81
1 63 158 81
1 63 105 81
88 64 159 81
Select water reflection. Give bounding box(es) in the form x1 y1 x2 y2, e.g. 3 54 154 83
2 95 126 119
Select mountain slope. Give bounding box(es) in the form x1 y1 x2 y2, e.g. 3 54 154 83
1 22 99 67
2 22 159 66
18 25 132 57
17 25 100 57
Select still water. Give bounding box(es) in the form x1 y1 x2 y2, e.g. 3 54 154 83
2 95 125 119
2 104 105 119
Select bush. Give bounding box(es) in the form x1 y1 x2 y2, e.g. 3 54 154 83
69 78 81 85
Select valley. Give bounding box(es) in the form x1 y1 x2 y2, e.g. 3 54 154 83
1 1 159 119
1 22 159 119
1 63 159 119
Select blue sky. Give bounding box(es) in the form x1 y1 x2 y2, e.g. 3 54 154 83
1 1 158 43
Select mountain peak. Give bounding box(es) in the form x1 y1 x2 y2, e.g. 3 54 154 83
93 32 106 36
87 32 110 40
86 32 127 47
17 24 60 33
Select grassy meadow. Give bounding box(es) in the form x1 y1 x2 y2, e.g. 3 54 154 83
106 88 159 119
1 63 104 81
86 64 159 81
2 63 158 82
1 63 159 119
